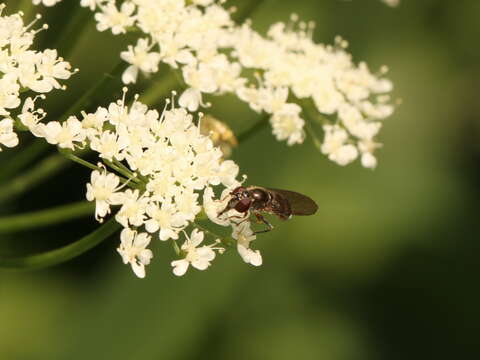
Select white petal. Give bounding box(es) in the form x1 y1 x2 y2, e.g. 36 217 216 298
249 250 263 266
179 88 201 112
171 259 189 276
134 233 151 249
361 152 377 169
192 259 210 271
120 228 134 245
190 228 204 247
138 249 153 265
122 65 138 84
131 261 146 278
197 246 215 262
237 244 262 266
144 219 160 233
203 187 230 226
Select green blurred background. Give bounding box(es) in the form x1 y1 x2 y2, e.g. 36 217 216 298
1 0 480 359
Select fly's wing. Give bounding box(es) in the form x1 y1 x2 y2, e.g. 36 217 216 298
267 188 318 216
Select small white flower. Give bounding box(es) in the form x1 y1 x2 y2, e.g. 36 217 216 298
32 0 63 7
171 229 216 276
312 85 344 115
259 86 289 114
270 103 305 146
33 49 73 92
89 129 129 161
117 228 153 278
361 152 377 169
18 97 46 137
94 1 136 35
0 118 19 150
216 160 240 187
358 139 382 169
232 222 262 266
144 200 187 241
43 116 86 150
115 189 149 228
175 188 201 221
121 38 161 84
321 125 358 166
0 74 20 115
86 168 123 221
178 87 203 112
203 186 233 227
81 107 108 137
80 0 97 11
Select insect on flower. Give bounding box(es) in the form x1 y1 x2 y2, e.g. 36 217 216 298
218 186 318 234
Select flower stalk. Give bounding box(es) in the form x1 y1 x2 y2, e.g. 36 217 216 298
237 115 270 144
0 152 69 204
0 217 121 270
0 201 94 234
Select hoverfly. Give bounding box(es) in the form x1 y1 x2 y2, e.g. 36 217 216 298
218 186 318 234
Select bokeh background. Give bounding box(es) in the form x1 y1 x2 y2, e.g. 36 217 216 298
1 0 480 359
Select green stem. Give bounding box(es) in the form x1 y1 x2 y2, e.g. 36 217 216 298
0 201 94 234
299 98 331 125
138 70 180 106
305 120 323 152
60 151 141 189
53 5 92 57
299 98 328 151
237 115 269 143
171 239 181 256
60 149 99 172
0 152 70 204
0 217 121 270
0 140 49 183
105 159 140 184
58 61 127 121
113 159 149 185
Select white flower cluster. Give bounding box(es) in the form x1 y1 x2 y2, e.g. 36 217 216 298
0 4 75 151
25 87 260 277
33 0 395 168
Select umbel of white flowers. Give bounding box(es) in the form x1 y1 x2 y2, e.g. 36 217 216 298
82 92 264 277
0 4 76 151
32 0 396 169
25 84 262 277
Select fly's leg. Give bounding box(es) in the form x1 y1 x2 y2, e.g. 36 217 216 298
219 211 250 225
253 212 273 234
216 192 233 203
229 212 249 221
